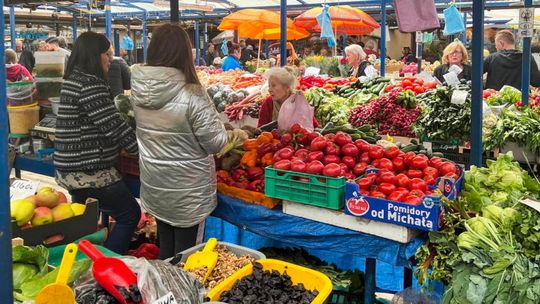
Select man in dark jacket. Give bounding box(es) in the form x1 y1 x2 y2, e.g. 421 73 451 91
108 57 131 98
484 30 540 90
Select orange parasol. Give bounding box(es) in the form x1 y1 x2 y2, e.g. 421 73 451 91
238 23 310 41
294 5 379 35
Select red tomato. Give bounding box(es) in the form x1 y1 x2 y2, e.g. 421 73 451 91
310 137 329 152
402 79 413 87
403 195 422 205
353 162 368 176
385 85 395 92
322 163 342 177
429 157 443 169
359 152 371 164
273 160 291 170
378 158 394 171
423 166 439 177
341 143 359 157
407 169 423 179
354 139 372 153
388 191 407 202
323 155 341 165
409 189 425 198
404 152 417 166
339 163 349 175
384 146 400 159
334 132 353 147
414 78 424 85
325 143 341 156
439 162 458 176
423 174 437 186
290 160 307 172
366 173 377 183
424 81 437 89
307 151 325 162
396 174 411 188
305 161 324 175
392 157 405 172
413 86 425 94
372 159 380 168
370 191 386 199
368 145 385 159
379 183 397 195
359 189 371 196
357 177 374 190
409 178 428 192
411 156 429 169
342 156 357 169
377 172 397 185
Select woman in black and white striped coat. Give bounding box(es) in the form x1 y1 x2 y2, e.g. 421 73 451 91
54 31 140 254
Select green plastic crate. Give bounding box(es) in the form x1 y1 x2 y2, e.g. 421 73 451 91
264 167 345 210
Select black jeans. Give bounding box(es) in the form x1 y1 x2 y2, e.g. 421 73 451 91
70 180 141 255
156 219 199 260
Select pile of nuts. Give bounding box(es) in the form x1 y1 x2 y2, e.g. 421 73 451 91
182 244 255 289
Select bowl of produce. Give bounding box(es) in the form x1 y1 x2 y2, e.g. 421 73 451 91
175 242 265 290
207 259 332 304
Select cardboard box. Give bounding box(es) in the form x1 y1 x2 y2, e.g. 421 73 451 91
344 169 463 232
11 198 99 247
283 200 420 243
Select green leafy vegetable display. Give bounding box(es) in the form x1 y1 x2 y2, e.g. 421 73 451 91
486 86 521 106
415 152 540 303
484 107 540 155
413 84 471 143
305 87 372 126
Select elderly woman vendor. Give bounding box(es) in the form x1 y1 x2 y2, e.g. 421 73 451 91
257 67 318 128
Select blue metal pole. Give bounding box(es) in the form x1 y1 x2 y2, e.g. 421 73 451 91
471 0 484 167
9 6 16 50
521 0 532 106
142 12 148 63
380 0 386 76
105 0 112 40
195 20 200 65
73 16 78 43
461 12 467 45
279 0 287 67
203 22 208 65
0 0 14 302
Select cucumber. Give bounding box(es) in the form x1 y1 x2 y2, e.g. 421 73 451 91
363 136 378 144
357 125 372 132
401 144 420 153
410 139 419 145
418 150 428 155
432 152 444 157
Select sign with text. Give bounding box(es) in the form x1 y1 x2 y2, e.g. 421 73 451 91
10 180 39 201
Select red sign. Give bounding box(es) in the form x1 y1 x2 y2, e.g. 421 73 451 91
346 197 370 216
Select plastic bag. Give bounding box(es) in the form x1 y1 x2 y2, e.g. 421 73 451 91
392 287 440 304
277 92 314 131
74 257 206 304
394 0 440 33
443 4 465 35
121 36 134 51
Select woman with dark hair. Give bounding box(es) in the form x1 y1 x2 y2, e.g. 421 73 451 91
221 41 243 71
130 24 228 259
54 31 140 255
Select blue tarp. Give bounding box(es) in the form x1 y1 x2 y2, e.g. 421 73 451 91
204 194 427 291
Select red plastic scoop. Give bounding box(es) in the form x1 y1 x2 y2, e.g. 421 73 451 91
78 240 142 304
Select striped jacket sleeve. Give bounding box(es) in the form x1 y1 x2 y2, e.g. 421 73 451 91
79 82 138 154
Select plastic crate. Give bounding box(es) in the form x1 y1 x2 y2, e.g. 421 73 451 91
117 152 139 176
207 259 333 304
264 167 346 210
169 241 266 265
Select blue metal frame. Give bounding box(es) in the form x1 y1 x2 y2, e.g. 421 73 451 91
142 12 148 63
105 0 112 40
521 0 533 106
195 20 200 65
380 0 386 76
471 0 485 167
9 6 16 50
280 0 287 67
0 0 14 302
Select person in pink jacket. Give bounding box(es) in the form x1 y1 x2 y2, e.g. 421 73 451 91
5 49 33 82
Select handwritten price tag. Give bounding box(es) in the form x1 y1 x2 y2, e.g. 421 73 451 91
152 292 178 304
10 180 39 200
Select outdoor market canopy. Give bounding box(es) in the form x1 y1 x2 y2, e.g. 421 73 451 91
294 5 379 35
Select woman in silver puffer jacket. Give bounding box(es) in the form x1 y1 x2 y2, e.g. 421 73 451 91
131 24 228 259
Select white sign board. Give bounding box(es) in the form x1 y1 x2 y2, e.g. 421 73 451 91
520 198 540 213
519 8 535 38
10 180 39 201
415 31 423 43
